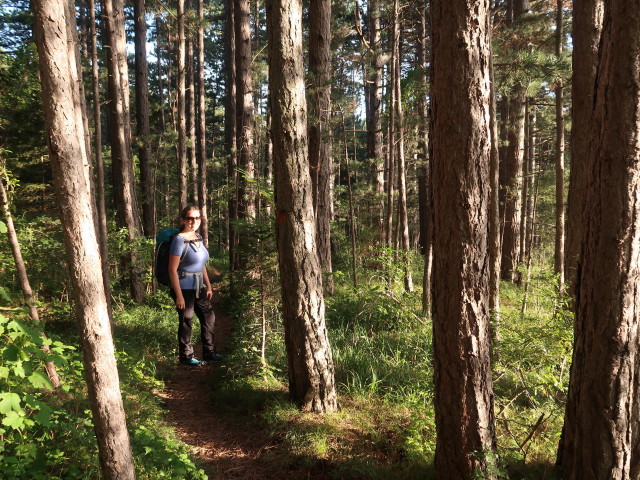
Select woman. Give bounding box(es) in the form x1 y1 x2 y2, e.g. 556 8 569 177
168 205 223 365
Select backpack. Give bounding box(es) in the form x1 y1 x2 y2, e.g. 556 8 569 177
154 228 185 287
154 228 203 287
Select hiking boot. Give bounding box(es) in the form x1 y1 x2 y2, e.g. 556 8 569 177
179 358 203 366
202 353 226 362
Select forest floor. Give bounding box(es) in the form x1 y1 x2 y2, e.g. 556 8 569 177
159 288 330 479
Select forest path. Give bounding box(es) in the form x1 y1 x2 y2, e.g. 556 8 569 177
160 288 276 479
160 288 328 479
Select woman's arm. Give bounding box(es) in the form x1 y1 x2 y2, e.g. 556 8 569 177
202 265 213 299
168 254 185 309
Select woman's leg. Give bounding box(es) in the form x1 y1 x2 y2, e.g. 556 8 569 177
171 289 197 360
194 290 216 358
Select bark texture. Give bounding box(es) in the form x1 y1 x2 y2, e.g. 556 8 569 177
560 2 640 479
565 0 603 296
134 0 154 237
103 0 144 303
430 0 496 478
308 0 334 294
266 0 337 413
33 0 135 476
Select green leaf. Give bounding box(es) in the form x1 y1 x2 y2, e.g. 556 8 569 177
33 404 53 427
0 220 6 233
2 410 25 430
0 392 22 414
28 371 53 390
2 344 19 361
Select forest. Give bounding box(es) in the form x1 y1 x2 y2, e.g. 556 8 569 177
0 0 638 478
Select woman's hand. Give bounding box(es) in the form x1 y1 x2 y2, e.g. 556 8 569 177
175 294 186 310
205 285 213 300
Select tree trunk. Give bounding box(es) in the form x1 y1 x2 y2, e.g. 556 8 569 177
431 0 496 478
33 0 135 476
266 0 337 413
554 0 565 292
559 2 640 478
0 175 60 388
134 0 154 237
417 0 431 311
488 34 501 316
102 0 144 303
565 0 603 298
225 0 238 274
235 0 255 223
365 0 385 241
308 0 334 295
197 0 209 247
177 0 188 209
391 0 412 292
500 0 529 282
186 1 199 206
500 88 525 282
89 0 113 318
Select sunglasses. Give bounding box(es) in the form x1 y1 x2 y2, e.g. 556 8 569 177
184 216 201 221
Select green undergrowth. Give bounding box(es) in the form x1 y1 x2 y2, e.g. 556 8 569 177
213 253 570 479
0 298 207 480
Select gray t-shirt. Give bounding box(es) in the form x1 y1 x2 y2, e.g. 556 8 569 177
169 234 209 290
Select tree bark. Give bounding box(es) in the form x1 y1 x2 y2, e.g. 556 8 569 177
391 0 412 292
559 2 640 478
565 0 603 298
417 0 431 311
102 0 144 303
431 0 496 478
224 0 238 272
197 0 209 247
134 0 154 237
500 0 529 282
554 0 565 291
186 0 199 206
235 0 255 222
33 0 135 476
89 0 113 318
488 33 501 316
308 0 334 295
177 0 188 210
365 0 385 241
266 0 337 413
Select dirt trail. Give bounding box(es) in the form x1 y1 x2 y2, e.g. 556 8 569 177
160 290 276 479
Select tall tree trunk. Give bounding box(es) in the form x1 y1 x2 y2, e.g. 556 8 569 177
102 0 144 303
266 0 337 413
33 0 135 476
197 0 209 247
308 0 334 294
0 175 60 388
554 0 565 292
235 0 255 223
559 2 640 478
365 0 385 241
431 0 496 478
417 0 431 311
565 0 603 298
488 30 501 316
89 0 113 318
225 0 238 276
186 1 199 206
177 0 188 210
134 0 154 237
500 0 529 282
391 0 412 292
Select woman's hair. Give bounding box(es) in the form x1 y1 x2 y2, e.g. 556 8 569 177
178 204 200 231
